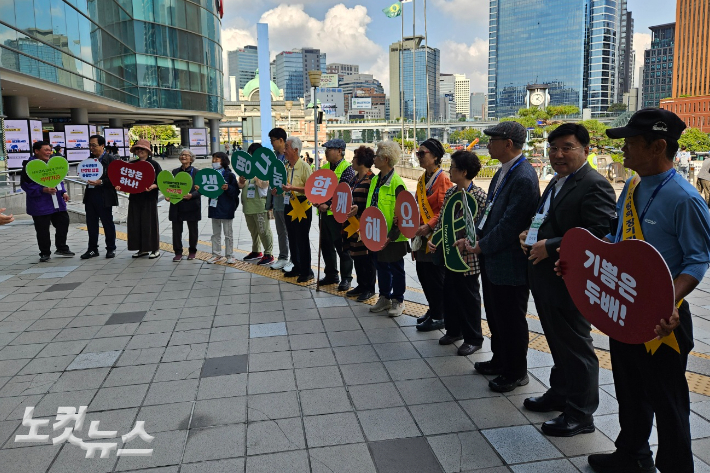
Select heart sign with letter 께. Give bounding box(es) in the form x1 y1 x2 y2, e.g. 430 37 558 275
108 160 156 194
158 170 193 204
559 227 674 345
305 169 338 205
331 182 353 224
231 150 257 179
77 158 103 181
194 168 225 199
360 206 388 252
395 191 420 239
25 156 69 188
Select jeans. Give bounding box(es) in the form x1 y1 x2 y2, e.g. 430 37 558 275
375 258 405 302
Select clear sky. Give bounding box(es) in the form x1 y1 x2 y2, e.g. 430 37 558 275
220 0 678 94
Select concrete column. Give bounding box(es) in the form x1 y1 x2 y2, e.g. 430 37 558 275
5 96 30 118
71 108 88 124
192 116 205 128
180 127 189 147
109 118 123 128
443 127 449 144
209 118 220 154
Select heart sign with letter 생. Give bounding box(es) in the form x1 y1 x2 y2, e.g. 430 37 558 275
395 191 420 239
77 158 103 181
559 227 674 345
331 182 353 224
108 160 156 194
158 170 193 204
360 206 388 252
231 150 257 179
194 168 225 199
305 169 338 205
25 156 69 188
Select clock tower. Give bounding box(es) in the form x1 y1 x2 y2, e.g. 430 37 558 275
526 84 549 110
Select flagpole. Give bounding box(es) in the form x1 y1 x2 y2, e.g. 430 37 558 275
400 2 405 156
424 0 430 139
412 0 416 152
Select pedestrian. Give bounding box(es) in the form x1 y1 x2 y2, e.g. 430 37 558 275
153 144 158 156
473 121 540 393
119 139 162 258
696 157 710 206
429 150 487 355
81 134 118 259
317 138 356 291
344 146 376 301
52 145 63 157
413 138 453 332
205 151 239 264
0 208 14 225
238 143 274 266
675 145 691 181
585 109 710 473
170 149 201 262
519 123 617 437
280 136 314 282
367 140 410 317
224 142 230 154
267 128 292 271
20 141 74 262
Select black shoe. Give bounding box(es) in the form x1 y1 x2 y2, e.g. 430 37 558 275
298 272 315 283
106 251 115 259
54 249 75 257
489 374 529 393
318 276 339 286
588 451 656 473
474 360 502 376
39 254 51 262
337 279 352 291
357 290 375 302
346 286 363 297
457 343 482 356
524 394 566 413
80 250 99 259
416 318 444 332
541 413 595 437
416 313 430 324
283 270 299 278
439 334 463 345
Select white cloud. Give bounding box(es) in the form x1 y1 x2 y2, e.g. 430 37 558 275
432 0 488 26
439 38 489 92
632 32 651 87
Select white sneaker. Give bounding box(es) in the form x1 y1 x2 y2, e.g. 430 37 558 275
369 296 392 313
148 251 161 259
226 257 237 264
214 256 227 264
388 301 404 317
270 259 288 270
283 261 294 272
206 255 220 264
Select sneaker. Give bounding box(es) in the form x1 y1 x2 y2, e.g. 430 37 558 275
106 251 115 258
243 252 263 262
172 254 183 262
388 301 404 317
283 262 294 272
39 254 51 262
257 254 275 266
270 259 288 270
148 251 161 259
80 250 100 259
369 296 392 313
226 257 237 264
214 256 227 264
206 255 220 264
187 252 196 260
55 249 75 257
132 251 149 258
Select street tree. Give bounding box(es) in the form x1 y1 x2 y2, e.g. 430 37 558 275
679 128 710 152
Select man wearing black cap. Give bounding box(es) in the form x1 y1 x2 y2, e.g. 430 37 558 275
587 108 710 473
472 121 540 392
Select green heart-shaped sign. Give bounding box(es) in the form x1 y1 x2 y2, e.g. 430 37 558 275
252 148 287 195
231 150 257 179
158 170 192 204
195 168 226 199
26 156 69 188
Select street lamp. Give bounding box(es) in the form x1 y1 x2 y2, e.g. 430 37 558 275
284 101 293 133
308 70 322 170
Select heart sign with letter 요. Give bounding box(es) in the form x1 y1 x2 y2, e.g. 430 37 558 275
360 206 388 252
26 156 69 188
231 151 257 179
194 168 225 199
77 158 103 181
559 227 675 345
108 160 155 194
158 170 192 204
305 169 337 204
395 191 420 239
331 182 353 224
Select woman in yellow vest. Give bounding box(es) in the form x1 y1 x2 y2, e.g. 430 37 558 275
367 140 410 317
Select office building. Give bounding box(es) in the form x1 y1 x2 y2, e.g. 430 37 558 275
326 63 359 82
642 23 675 108
339 74 385 116
440 74 456 96
617 2 635 103
227 46 258 96
273 48 326 103
455 74 470 118
470 92 487 119
439 94 456 120
390 36 440 121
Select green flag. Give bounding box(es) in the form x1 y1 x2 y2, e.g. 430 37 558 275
382 2 401 18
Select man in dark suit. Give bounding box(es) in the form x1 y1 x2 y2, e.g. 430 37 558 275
470 122 540 392
520 123 617 437
81 134 118 259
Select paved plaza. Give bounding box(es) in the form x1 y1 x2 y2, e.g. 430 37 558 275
3 197 710 472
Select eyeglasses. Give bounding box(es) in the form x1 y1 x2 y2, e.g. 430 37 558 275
415 150 429 157
488 137 509 142
88 143 102 148
549 146 583 154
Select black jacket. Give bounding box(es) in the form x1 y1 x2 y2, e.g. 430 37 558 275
207 169 240 219
168 165 201 222
83 152 119 207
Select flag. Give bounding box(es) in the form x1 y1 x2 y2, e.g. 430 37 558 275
382 2 402 18
215 0 223 18
400 0 412 2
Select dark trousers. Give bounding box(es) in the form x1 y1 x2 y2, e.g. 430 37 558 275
32 212 70 256
285 200 313 277
611 302 693 473
534 297 599 420
375 258 405 302
85 195 116 252
321 214 353 280
172 220 198 255
481 265 529 379
352 253 376 292
416 260 445 319
443 270 483 345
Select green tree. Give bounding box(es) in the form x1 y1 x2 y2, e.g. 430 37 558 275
130 125 177 142
679 128 710 152
579 119 620 150
607 103 628 113
343 130 352 143
449 128 485 144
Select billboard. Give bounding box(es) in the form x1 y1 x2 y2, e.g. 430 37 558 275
320 74 339 88
4 120 30 152
322 103 338 116
90 125 97 135
65 125 90 149
104 128 125 147
351 98 372 109
189 128 208 155
49 132 66 148
66 149 90 163
30 120 43 144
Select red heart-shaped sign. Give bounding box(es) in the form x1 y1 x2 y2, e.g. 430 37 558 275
395 191 420 239
560 227 674 345
305 169 337 204
331 182 353 224
108 160 156 194
360 206 388 252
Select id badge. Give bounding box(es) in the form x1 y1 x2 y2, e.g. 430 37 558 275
478 202 493 230
247 186 255 199
283 192 291 206
525 214 545 246
209 199 218 208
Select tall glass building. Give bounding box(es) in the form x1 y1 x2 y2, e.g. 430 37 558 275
389 36 440 121
642 23 675 108
273 48 326 103
227 46 258 92
0 0 223 118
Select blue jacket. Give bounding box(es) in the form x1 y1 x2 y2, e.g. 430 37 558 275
208 168 240 219
20 157 68 216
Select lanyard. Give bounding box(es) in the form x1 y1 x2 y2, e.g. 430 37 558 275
372 169 394 205
351 171 370 188
288 164 296 186
489 158 524 204
467 182 473 193
426 169 443 195
639 169 676 222
536 170 575 214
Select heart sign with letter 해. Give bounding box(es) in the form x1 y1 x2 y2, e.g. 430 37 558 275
194 168 225 199
360 206 388 252
108 160 155 194
158 170 193 204
26 156 69 188
559 227 674 345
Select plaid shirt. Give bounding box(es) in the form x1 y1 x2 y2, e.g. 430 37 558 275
432 184 488 276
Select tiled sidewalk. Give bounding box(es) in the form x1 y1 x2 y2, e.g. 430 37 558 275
2 220 710 472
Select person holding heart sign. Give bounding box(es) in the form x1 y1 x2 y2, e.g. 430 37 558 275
205 151 240 265
169 149 201 262
81 135 118 260
237 143 274 266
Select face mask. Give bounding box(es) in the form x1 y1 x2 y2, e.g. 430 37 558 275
212 163 222 170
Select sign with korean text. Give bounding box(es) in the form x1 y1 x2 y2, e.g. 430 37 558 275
66 149 89 163
560 227 674 344
104 128 125 147
252 147 287 194
361 206 387 251
395 191 420 239
108 160 155 194
157 170 192 204
77 158 103 181
189 128 208 155
231 150 257 179
4 119 30 152
26 156 69 188
194 168 225 199
352 98 372 109
319 74 339 88
65 125 90 149
305 169 337 204
49 132 66 148
30 120 43 144
430 190 479 272
332 182 352 224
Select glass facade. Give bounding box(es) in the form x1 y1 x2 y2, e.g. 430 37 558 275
401 46 440 121
227 46 258 91
0 0 223 113
642 23 675 108
274 50 304 102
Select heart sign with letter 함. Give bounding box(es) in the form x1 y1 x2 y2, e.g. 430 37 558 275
231 151 257 179
26 156 69 188
108 160 156 194
158 170 193 204
559 227 675 345
305 169 338 205
194 168 225 199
